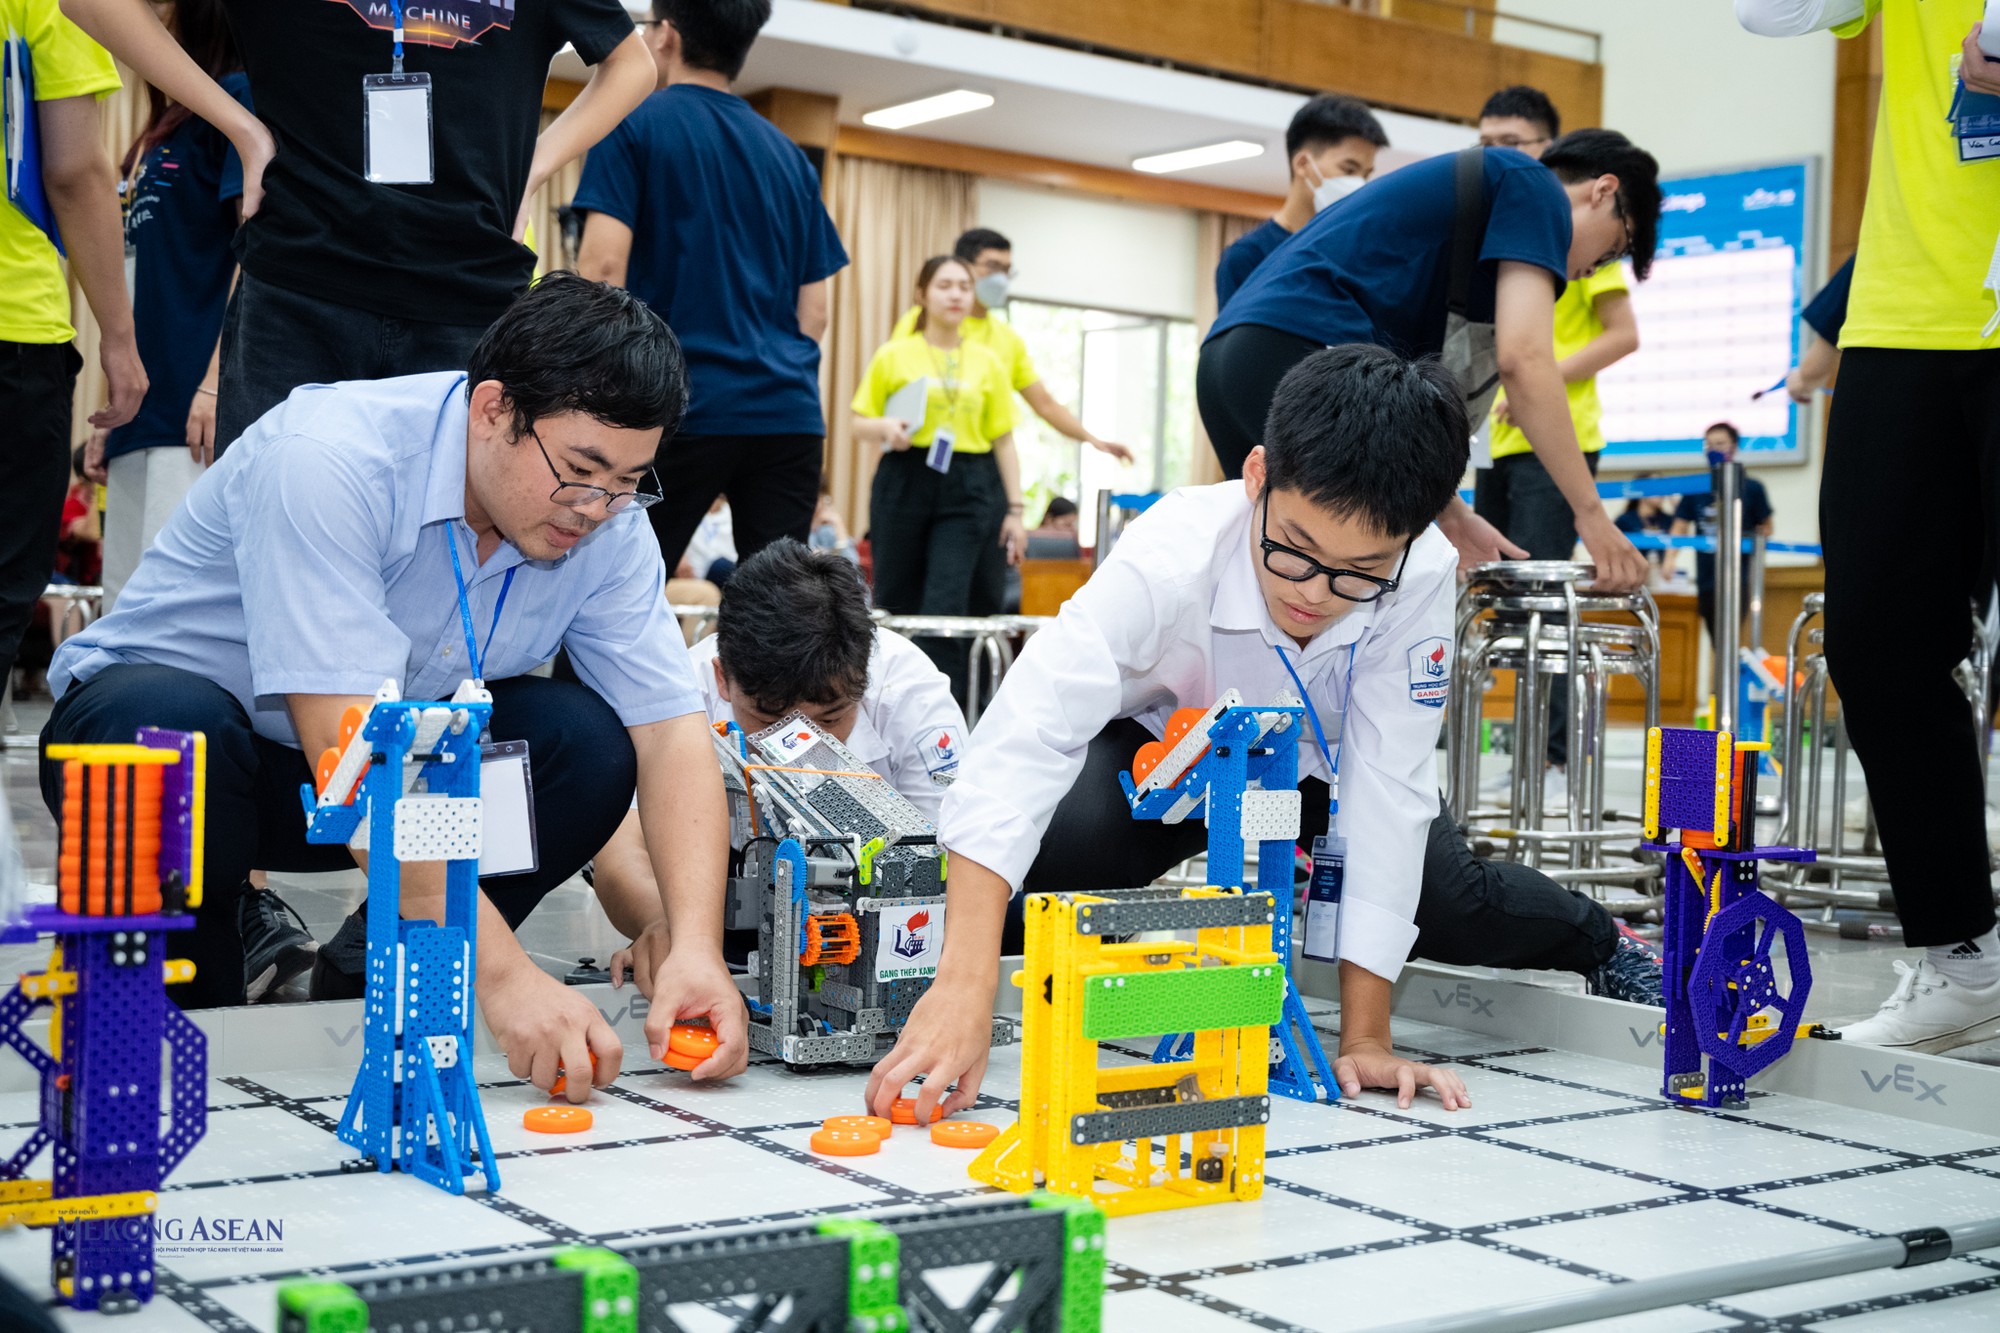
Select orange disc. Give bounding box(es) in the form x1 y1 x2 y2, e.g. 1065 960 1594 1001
890 1098 945 1126
930 1120 997 1149
810 1127 881 1157
823 1115 891 1140
524 1105 592 1134
660 1023 718 1071
1129 740 1170 784
549 1052 598 1098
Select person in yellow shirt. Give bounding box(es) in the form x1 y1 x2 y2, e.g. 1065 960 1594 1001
1474 86 1641 784
855 254 1026 701
890 227 1134 466
1739 0 2000 1054
1 0 145 696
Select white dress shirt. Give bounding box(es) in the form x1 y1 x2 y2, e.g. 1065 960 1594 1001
940 482 1457 982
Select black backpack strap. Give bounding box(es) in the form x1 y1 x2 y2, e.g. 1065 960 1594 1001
1448 146 1492 318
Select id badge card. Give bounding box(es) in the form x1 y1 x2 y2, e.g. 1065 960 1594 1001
1302 832 1345 964
926 427 955 474
362 72 435 184
478 740 539 878
1949 61 2000 163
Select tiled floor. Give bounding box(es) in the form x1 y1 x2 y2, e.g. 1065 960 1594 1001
6 696 2000 1330
0 1018 1991 1332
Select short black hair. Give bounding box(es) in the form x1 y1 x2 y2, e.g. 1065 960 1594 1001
652 0 771 79
953 227 1012 263
466 271 687 439
715 540 875 715
1041 496 1078 523
1479 85 1560 140
1542 128 1663 280
1285 95 1388 160
1704 421 1741 444
1262 344 1468 540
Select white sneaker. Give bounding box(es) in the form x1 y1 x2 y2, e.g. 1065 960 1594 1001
1838 958 2000 1055
1542 765 1571 819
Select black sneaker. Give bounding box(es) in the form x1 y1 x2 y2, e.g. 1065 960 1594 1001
1586 929 1665 1007
240 885 319 1003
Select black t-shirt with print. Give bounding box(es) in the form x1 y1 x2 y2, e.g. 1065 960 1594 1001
222 0 632 326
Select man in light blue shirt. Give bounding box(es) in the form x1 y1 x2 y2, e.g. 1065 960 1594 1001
41 274 748 1098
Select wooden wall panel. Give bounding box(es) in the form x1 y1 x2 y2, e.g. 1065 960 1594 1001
1830 21 1882 269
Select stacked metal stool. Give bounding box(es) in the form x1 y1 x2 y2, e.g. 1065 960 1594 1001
1447 560 1662 892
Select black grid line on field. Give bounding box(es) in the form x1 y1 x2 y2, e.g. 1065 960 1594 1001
35 1026 1992 1333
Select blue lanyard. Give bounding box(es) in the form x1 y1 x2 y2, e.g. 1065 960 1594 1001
446 527 516 684
389 0 406 73
1272 641 1358 814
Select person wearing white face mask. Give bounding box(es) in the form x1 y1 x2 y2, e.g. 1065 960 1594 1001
1215 95 1390 308
891 229 1136 467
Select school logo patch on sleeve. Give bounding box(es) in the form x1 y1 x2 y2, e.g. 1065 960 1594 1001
921 729 961 783
1407 637 1450 708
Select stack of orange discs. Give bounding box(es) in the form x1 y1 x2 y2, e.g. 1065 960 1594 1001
549 1052 598 1097
660 1024 718 1071
822 1115 893 1140
523 1105 592 1134
890 1097 945 1126
930 1121 998 1149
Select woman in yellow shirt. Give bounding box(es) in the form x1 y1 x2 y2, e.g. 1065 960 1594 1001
852 255 1026 699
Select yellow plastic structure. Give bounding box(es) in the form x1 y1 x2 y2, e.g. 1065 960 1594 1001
970 887 1281 1217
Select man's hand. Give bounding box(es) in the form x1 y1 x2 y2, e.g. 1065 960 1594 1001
1966 25 2000 97
1577 509 1648 592
608 919 671 999
999 513 1027 566
1087 436 1135 464
1335 1039 1470 1111
864 972 994 1123
643 947 748 1080
1436 499 1529 576
235 119 275 218
186 387 218 464
82 427 108 484
91 334 147 430
1785 367 1815 405
483 958 623 1104
884 419 914 451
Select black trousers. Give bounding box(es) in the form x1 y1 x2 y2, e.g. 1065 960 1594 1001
1007 717 1615 972
1474 450 1602 766
1822 347 2000 947
0 341 82 680
41 664 636 1008
870 449 1007 701
645 431 824 575
1196 323 1325 480
216 272 490 452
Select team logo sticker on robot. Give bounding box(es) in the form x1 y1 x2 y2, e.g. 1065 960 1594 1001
876 904 945 980
1407 637 1450 707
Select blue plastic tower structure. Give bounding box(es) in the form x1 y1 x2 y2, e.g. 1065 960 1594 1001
1645 725 1827 1110
300 681 499 1194
0 727 208 1313
1122 697 1340 1102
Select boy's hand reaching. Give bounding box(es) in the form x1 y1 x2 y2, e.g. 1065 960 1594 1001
1335 1039 1470 1111
864 973 994 1123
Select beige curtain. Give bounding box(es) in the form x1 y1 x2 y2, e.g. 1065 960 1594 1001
819 154 976 535
66 62 149 448
1187 209 1263 487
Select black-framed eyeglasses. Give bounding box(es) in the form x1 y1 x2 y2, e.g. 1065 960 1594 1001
1478 133 1548 151
1598 192 1635 271
1259 494 1411 603
527 424 662 515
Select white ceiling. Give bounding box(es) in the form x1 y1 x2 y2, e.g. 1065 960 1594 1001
553 1 1476 193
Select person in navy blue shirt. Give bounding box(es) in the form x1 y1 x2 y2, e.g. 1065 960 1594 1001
1784 253 1851 403
94 0 247 611
1215 95 1387 309
1196 130 1662 594
1671 422 1774 643
574 0 847 575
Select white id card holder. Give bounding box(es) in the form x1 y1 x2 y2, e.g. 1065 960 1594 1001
1302 832 1345 964
362 72 435 184
926 427 955 474
478 740 539 878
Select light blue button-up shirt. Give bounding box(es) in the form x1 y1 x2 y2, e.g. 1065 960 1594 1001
51 371 702 746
